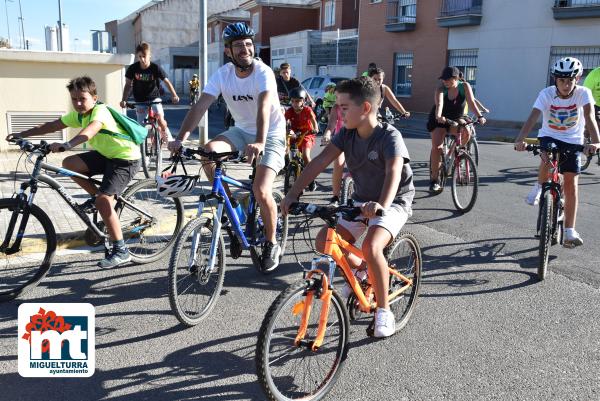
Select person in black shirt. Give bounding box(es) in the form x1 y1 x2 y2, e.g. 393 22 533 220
276 63 314 107
120 42 179 141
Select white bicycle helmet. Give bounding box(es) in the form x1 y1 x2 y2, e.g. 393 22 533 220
551 57 583 78
157 175 199 197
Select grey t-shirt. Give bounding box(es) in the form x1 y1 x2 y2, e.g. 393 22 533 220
331 123 414 207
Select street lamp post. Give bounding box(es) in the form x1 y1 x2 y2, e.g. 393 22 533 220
57 0 63 51
17 0 24 49
198 0 208 145
4 0 12 46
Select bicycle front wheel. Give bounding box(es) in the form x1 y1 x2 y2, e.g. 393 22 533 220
451 152 478 213
283 162 297 195
0 199 57 301
384 232 422 332
169 216 225 326
140 127 163 179
256 280 350 401
118 178 184 263
538 191 553 281
340 176 354 205
467 136 480 166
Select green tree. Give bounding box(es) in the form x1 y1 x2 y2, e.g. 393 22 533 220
0 37 11 49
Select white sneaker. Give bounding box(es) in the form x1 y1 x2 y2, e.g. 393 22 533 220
261 242 281 272
564 230 583 248
525 183 542 206
374 308 396 338
339 268 368 298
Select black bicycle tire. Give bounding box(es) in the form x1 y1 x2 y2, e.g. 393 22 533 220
168 216 225 326
250 189 289 270
140 136 151 178
451 152 478 213
383 231 422 332
467 136 480 166
340 176 354 205
256 279 349 401
0 199 57 301
283 162 297 195
118 178 184 263
538 191 553 281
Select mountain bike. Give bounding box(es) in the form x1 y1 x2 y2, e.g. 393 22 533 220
0 139 184 301
127 101 166 180
168 147 289 326
525 139 585 280
430 117 479 213
256 202 421 401
581 133 600 172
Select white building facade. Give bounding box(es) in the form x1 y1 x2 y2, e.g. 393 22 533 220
444 0 600 123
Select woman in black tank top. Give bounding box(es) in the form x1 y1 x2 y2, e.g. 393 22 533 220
368 68 410 119
427 66 486 192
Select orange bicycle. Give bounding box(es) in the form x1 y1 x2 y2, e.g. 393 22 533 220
255 202 422 401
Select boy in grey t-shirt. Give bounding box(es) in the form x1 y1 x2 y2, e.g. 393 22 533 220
282 77 413 338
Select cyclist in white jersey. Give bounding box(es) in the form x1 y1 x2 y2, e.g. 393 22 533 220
168 23 286 271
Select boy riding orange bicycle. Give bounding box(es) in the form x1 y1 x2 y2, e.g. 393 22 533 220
282 76 415 338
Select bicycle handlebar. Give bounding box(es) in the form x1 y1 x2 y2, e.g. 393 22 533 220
125 101 163 109
289 202 384 221
181 146 241 162
445 116 481 127
526 143 586 154
8 138 53 154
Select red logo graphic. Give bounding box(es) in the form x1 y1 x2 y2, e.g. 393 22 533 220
21 308 72 353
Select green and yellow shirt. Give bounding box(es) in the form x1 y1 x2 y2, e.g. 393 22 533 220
61 104 141 160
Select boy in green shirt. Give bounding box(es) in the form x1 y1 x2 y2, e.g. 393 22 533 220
6 76 141 268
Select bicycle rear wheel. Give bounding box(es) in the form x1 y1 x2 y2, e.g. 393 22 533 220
0 199 57 301
256 280 349 401
169 216 225 326
251 189 289 267
451 152 478 213
384 231 422 332
340 176 354 205
538 191 553 281
118 178 184 263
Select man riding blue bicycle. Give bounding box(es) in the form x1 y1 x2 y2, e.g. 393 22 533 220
168 22 286 272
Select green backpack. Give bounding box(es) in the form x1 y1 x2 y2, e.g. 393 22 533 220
92 102 148 145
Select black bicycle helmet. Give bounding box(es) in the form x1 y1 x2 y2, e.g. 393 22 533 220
289 87 306 100
222 22 255 46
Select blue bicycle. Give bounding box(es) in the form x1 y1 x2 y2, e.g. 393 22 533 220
168 147 289 326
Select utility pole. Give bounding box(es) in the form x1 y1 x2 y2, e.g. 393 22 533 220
4 0 12 46
198 0 208 145
17 0 24 49
57 0 63 51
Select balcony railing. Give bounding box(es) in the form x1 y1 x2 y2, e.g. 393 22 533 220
437 0 482 27
553 0 600 19
385 0 417 32
308 30 358 66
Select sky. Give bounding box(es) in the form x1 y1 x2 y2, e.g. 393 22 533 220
1 0 153 51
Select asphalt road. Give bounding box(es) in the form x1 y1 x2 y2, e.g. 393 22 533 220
0 106 599 400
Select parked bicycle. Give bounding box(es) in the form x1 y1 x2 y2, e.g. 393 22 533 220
525 139 585 280
0 139 184 301
256 202 422 401
168 147 289 326
126 101 166 179
430 117 480 213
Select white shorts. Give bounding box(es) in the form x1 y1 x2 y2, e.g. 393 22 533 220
217 126 286 173
339 203 412 241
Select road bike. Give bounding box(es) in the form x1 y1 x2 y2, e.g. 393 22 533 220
127 101 166 180
256 202 422 401
0 139 184 301
525 139 585 280
430 117 479 213
168 147 289 326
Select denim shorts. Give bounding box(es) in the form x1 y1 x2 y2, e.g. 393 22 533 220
538 136 582 174
134 98 164 125
217 126 286 173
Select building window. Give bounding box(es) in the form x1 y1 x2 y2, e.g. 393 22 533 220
548 46 600 84
387 0 417 24
555 0 600 7
394 52 413 96
448 49 479 90
252 13 260 34
324 0 336 27
370 0 383 3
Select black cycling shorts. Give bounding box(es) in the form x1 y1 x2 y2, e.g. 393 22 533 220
538 137 582 175
77 151 141 196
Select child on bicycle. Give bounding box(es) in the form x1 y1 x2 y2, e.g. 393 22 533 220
514 57 600 247
189 73 200 104
282 77 415 338
6 76 142 268
323 82 337 116
285 87 318 191
120 41 179 142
